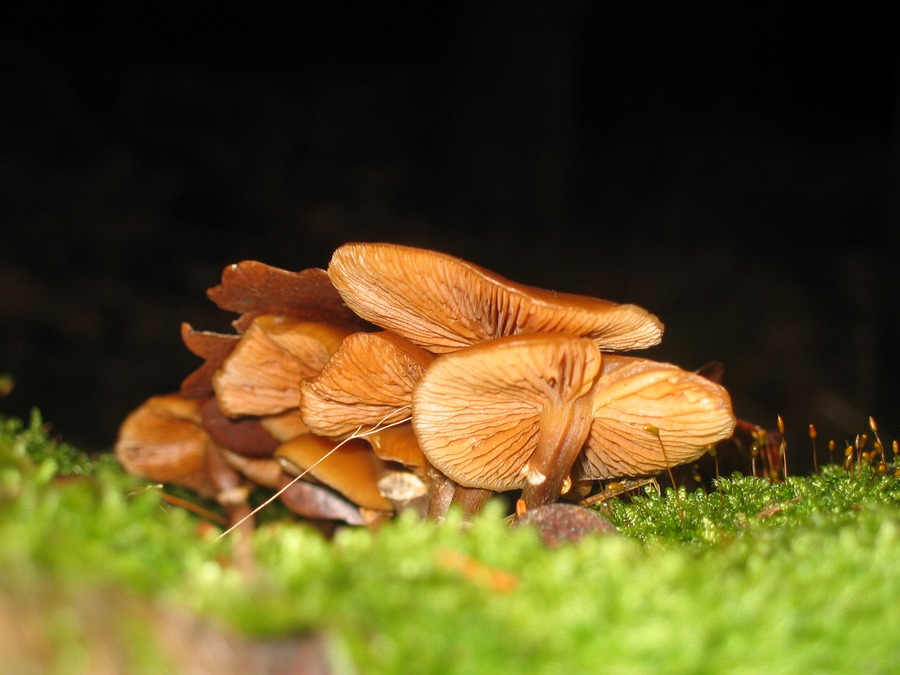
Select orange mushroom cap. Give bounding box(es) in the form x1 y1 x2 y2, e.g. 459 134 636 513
575 354 736 480
115 394 217 497
412 333 602 506
258 410 311 442
300 331 433 439
275 435 393 512
213 316 350 418
363 422 428 469
328 242 664 354
179 323 240 400
207 261 372 333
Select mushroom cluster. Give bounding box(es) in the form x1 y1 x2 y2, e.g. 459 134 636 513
116 243 736 531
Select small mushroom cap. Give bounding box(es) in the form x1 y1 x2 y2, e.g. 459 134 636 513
412 333 602 492
276 473 365 525
199 396 280 458
328 242 664 353
180 323 240 400
115 394 216 497
275 435 393 512
213 316 350 418
221 450 283 489
576 355 736 479
300 331 433 438
363 422 428 469
207 261 372 333
259 410 310 441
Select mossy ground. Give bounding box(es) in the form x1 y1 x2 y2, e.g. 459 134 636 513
2 410 899 674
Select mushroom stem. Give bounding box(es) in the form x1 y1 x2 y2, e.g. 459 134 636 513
520 395 594 508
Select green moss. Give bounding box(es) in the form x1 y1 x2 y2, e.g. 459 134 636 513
2 410 899 673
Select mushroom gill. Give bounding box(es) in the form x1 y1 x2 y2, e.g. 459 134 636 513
412 333 603 507
300 331 433 439
576 354 737 480
213 315 350 418
328 242 664 354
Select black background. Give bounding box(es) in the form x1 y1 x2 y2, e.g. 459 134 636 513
2 2 898 472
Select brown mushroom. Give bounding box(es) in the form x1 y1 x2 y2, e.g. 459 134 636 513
207 260 372 333
362 422 428 469
299 331 433 439
275 435 393 512
199 396 280 458
258 411 311 442
213 315 350 418
275 473 367 525
328 242 664 354
575 354 736 480
180 323 240 400
300 330 502 517
412 333 603 508
220 450 283 489
115 394 218 497
115 393 255 532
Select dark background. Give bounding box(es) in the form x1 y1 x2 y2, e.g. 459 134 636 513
2 2 898 472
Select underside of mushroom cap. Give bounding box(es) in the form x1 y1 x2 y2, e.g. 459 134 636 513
275 435 394 511
207 261 372 333
412 333 602 492
576 354 736 479
328 243 664 354
114 393 216 497
300 331 433 438
213 316 349 417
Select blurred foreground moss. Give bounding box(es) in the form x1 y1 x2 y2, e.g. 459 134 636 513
2 410 899 673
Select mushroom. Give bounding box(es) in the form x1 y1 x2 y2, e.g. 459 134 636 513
412 335 737 508
115 393 219 497
181 259 371 400
198 396 280 458
115 393 254 527
258 411 311 442
299 331 494 518
180 323 240 400
206 260 372 333
328 242 664 354
412 333 603 508
220 450 283 489
275 435 393 513
213 315 350 418
275 472 368 525
575 354 736 480
362 422 428 469
299 331 433 439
